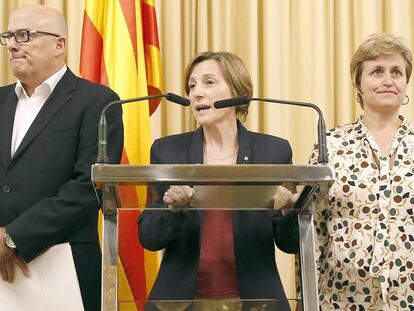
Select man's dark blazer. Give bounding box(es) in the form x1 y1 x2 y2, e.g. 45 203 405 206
138 121 299 311
0 68 123 311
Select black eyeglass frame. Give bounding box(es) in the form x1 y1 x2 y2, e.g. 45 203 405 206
0 29 61 45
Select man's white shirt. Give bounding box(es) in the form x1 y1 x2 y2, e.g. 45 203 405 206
11 65 67 157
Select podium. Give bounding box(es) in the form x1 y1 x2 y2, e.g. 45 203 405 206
92 164 334 311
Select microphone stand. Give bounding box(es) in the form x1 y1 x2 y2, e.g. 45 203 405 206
249 97 328 164
98 93 189 163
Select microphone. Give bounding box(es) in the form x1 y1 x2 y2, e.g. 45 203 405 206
214 97 328 164
97 93 190 163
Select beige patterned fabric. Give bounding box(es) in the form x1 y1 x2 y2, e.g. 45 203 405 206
312 116 414 310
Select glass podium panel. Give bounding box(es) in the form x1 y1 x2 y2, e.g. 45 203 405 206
116 184 288 210
92 164 334 311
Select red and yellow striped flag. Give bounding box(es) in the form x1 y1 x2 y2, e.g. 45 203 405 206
80 0 161 308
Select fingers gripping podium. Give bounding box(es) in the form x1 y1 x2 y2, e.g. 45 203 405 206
92 164 334 311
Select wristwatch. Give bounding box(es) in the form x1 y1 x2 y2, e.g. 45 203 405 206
4 231 16 249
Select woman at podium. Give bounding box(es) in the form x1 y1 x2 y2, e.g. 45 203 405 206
138 51 299 310
311 33 414 310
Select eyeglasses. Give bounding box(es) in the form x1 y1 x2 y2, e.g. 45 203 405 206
0 29 61 45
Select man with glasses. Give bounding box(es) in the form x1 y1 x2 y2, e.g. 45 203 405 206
0 4 123 311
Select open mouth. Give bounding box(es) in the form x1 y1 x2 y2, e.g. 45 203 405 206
196 104 211 112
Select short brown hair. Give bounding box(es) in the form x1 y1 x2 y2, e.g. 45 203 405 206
184 51 253 122
351 33 412 91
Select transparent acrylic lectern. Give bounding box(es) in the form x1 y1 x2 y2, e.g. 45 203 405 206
92 164 334 311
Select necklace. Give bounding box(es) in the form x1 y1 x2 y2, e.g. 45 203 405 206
203 142 239 161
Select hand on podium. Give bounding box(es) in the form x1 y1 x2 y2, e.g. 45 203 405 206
273 186 299 215
163 185 194 212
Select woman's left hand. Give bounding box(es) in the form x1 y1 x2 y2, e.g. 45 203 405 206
273 186 299 215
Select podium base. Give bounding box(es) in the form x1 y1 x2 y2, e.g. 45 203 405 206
118 299 301 311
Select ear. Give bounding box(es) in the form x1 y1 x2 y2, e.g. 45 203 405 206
54 37 66 57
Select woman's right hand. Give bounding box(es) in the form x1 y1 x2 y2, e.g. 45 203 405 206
163 185 194 212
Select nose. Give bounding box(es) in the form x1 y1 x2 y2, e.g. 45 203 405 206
7 36 20 52
190 83 205 98
382 72 393 86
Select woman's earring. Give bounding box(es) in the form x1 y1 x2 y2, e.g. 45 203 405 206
403 95 409 105
357 93 363 104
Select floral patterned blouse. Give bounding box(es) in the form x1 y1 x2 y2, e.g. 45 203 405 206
311 116 414 310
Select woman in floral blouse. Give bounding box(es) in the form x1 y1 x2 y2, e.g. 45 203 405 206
311 33 414 310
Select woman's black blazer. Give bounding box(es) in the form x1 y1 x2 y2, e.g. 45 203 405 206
138 121 299 310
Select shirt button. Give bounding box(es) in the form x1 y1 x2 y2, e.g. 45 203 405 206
2 185 11 193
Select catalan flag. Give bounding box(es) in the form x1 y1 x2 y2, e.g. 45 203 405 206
80 0 161 309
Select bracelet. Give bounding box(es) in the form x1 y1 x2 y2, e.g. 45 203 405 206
4 232 16 249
